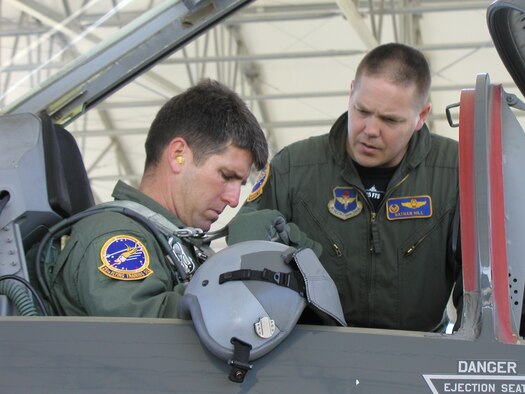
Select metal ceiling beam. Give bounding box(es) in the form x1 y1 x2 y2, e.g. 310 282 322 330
5 0 100 41
97 109 139 189
2 0 188 113
227 1 488 23
1 2 488 30
0 39 496 73
159 42 494 64
336 0 378 49
2 0 255 124
228 24 278 157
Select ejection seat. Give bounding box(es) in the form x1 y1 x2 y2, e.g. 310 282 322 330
0 112 94 316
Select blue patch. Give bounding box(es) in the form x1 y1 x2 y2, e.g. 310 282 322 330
386 195 432 220
98 235 153 281
328 187 363 220
247 162 270 202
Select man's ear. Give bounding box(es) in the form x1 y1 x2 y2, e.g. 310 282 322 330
349 80 355 96
167 137 188 173
415 103 432 131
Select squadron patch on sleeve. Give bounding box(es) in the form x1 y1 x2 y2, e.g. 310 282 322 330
98 235 153 281
386 195 432 220
247 162 270 202
328 186 363 220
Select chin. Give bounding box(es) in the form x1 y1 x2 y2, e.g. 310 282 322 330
199 221 212 232
356 157 379 168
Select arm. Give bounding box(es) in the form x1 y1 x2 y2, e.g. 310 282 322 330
51 213 184 318
228 152 322 256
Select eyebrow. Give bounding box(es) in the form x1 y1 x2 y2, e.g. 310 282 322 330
355 101 406 123
224 168 249 185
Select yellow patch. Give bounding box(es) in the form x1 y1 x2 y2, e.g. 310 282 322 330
247 162 270 202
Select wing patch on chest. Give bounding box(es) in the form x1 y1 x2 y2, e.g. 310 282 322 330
386 195 432 220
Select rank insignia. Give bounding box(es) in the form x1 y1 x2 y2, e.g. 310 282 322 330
247 162 270 202
386 195 432 220
98 235 153 281
328 187 363 220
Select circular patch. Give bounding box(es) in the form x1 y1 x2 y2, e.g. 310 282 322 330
98 235 153 281
247 162 270 202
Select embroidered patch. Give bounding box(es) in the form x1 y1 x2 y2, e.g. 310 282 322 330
328 186 363 220
386 195 432 220
247 162 270 202
98 235 153 281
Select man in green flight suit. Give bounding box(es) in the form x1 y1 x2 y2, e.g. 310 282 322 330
237 43 462 332
47 79 270 318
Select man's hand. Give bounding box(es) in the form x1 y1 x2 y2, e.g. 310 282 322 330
227 208 322 257
273 217 322 257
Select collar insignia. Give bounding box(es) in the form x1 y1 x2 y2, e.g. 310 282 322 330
328 186 362 220
247 162 270 202
99 235 153 281
386 195 432 220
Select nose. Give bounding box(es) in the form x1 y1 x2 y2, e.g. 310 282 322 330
222 182 241 208
364 116 381 137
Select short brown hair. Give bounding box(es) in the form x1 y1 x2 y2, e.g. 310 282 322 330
144 79 268 170
355 43 431 107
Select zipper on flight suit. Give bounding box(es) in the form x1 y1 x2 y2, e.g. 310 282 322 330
332 243 342 257
369 211 380 253
368 173 410 254
404 232 430 256
403 206 451 257
365 173 410 326
300 200 342 256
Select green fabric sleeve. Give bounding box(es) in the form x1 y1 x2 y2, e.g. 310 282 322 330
226 208 283 245
50 212 183 318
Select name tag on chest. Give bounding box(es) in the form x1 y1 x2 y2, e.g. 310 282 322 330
386 195 432 220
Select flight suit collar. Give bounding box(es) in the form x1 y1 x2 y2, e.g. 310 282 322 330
111 180 185 228
328 112 349 167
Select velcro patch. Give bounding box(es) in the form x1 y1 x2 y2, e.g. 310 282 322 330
386 195 432 220
328 186 363 220
98 235 153 280
247 162 270 202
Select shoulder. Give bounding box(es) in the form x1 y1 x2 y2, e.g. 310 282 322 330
427 133 458 168
75 210 146 232
68 210 159 252
273 134 331 169
430 133 458 149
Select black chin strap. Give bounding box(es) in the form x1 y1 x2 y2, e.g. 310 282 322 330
228 337 253 383
219 268 306 296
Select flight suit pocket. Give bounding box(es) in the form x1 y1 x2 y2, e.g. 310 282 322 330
396 206 455 330
398 205 452 262
294 194 345 259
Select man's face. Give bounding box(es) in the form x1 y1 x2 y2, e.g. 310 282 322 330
346 74 431 168
175 144 253 231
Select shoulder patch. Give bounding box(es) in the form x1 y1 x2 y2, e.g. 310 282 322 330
386 195 432 220
247 162 270 202
98 235 153 281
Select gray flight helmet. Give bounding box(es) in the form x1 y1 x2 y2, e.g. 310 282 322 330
178 241 346 375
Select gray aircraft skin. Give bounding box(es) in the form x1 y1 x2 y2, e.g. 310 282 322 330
1 1 525 393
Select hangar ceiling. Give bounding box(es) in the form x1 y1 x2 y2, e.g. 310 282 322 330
0 0 520 233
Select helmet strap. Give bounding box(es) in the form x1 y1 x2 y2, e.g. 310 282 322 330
219 268 306 296
228 337 253 383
